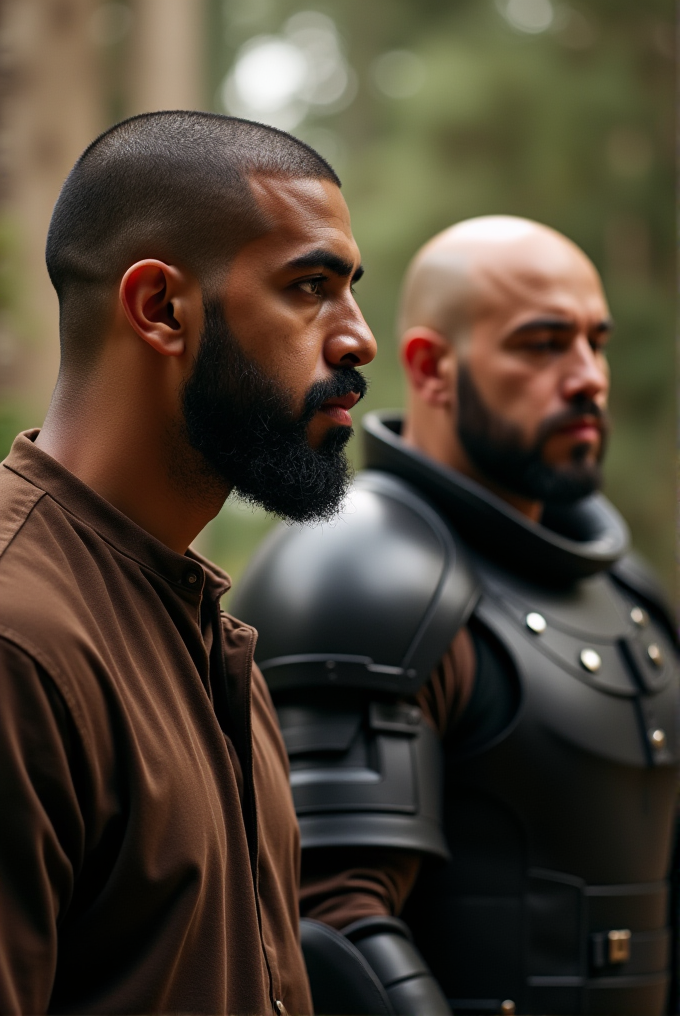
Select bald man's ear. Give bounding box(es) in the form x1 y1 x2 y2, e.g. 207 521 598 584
401 328 455 408
120 260 200 358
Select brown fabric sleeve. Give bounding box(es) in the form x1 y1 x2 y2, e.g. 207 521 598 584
299 628 478 931
300 847 421 930
0 637 83 1015
416 626 477 738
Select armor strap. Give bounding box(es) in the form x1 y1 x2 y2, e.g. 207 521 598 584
281 699 450 861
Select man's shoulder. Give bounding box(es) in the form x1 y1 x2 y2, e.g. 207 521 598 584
0 462 46 561
231 470 480 696
0 467 101 747
0 463 92 662
0 460 73 589
0 464 65 640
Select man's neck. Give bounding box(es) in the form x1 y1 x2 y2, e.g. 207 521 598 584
36 385 229 554
402 408 543 523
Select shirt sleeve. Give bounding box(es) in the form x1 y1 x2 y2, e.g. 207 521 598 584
0 637 84 1014
300 847 421 930
416 626 477 737
299 628 477 930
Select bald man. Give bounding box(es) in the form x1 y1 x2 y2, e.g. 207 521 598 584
233 218 680 1016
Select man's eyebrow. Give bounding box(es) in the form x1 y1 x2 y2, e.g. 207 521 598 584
514 316 615 334
287 248 364 282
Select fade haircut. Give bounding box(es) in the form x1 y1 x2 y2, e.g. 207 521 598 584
45 111 340 368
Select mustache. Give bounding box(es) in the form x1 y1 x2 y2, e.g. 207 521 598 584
537 398 609 444
299 367 368 425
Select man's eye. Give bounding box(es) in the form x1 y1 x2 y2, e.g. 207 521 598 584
298 278 324 296
527 338 561 352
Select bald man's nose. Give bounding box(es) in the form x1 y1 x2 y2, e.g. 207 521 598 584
561 335 608 402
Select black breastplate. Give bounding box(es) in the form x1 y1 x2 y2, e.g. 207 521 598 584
404 560 680 1016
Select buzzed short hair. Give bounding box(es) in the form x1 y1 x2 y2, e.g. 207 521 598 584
46 111 340 366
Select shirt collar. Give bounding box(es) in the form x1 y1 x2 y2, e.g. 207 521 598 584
3 430 232 601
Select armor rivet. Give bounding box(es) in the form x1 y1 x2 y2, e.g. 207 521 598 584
407 668 417 679
525 612 547 634
325 660 336 669
649 728 666 749
500 1002 516 1015
580 648 602 673
630 606 648 627
607 928 631 964
647 643 663 667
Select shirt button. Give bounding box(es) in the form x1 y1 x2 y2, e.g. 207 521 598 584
185 570 199 586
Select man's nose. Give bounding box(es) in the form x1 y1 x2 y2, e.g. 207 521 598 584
324 306 377 368
561 335 609 402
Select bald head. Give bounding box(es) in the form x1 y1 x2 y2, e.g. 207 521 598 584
399 215 602 343
399 215 612 516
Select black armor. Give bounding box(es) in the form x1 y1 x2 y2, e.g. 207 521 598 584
232 411 680 1016
234 469 479 862
300 916 452 1014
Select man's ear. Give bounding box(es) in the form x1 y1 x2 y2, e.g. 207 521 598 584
400 327 455 408
120 260 198 357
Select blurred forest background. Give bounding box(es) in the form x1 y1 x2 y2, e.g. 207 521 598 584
0 0 675 594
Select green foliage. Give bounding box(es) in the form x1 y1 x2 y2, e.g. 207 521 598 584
336 1 675 590
0 214 35 461
0 406 25 461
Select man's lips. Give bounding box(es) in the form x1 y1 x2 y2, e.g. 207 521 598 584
553 416 602 443
318 392 361 426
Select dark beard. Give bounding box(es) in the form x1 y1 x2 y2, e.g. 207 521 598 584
456 362 608 504
180 298 367 522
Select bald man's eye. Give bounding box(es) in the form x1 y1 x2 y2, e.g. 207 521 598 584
522 334 567 353
589 333 610 353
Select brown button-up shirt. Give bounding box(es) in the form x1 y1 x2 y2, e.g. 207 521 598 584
0 432 312 1015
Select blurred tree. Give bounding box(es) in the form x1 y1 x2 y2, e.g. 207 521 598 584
0 0 105 437
205 0 675 596
1 1 671 594
0 0 209 450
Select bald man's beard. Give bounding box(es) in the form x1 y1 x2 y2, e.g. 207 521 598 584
179 298 366 522
456 363 609 505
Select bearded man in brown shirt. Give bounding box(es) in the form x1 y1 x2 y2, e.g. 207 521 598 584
0 112 375 1015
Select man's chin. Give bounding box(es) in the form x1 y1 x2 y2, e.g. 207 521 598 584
542 440 601 469
306 419 354 452
228 430 354 523
528 465 602 505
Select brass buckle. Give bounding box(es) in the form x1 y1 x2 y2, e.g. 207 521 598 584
608 929 632 964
